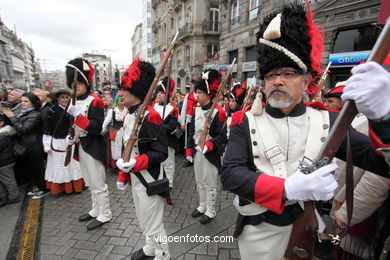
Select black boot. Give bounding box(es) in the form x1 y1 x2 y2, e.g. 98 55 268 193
86 219 107 231
191 209 203 218
131 248 155 260
78 213 95 222
200 214 214 224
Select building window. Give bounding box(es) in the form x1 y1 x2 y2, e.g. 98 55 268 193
177 50 182 68
207 44 219 59
209 6 219 32
147 33 152 43
245 46 256 61
332 25 381 53
231 1 240 30
187 6 192 23
147 1 151 12
147 17 151 28
249 0 261 23
185 46 191 62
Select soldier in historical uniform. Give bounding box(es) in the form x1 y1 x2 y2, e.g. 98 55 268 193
220 3 390 259
186 69 227 224
153 76 180 189
65 58 112 230
116 58 171 260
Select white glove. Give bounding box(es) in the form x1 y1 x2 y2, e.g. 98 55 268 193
116 182 129 190
195 146 208 154
342 62 390 120
186 156 193 163
284 163 338 201
116 158 136 173
66 103 81 117
65 135 76 146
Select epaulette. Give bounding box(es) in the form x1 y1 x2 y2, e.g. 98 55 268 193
215 105 227 122
230 110 246 127
90 94 104 109
305 101 339 113
170 103 179 118
146 106 162 125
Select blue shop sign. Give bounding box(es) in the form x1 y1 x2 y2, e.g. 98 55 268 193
328 52 370 67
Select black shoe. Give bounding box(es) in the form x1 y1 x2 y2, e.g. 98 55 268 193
78 213 95 222
200 214 214 224
7 197 20 205
131 248 154 260
182 161 193 168
191 209 203 218
87 219 107 231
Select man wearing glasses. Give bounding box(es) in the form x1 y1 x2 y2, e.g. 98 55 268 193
221 3 390 260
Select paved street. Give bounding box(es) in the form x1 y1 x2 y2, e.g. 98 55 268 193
2 155 240 260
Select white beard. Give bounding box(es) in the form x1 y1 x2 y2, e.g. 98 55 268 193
268 93 294 108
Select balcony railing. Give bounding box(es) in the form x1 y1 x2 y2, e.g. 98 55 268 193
230 16 240 31
178 23 193 38
202 20 220 33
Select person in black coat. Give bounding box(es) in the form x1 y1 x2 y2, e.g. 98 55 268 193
0 114 19 206
2 92 49 198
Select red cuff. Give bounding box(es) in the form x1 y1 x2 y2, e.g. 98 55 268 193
205 140 214 152
254 174 285 214
186 148 193 157
133 154 149 172
117 170 130 184
368 125 390 157
73 115 90 130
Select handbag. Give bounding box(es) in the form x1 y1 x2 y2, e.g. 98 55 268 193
146 178 170 196
171 128 183 139
13 141 27 156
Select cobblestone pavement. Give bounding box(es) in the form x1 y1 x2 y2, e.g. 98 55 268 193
39 155 240 259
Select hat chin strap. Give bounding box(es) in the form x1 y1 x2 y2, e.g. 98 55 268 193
259 12 308 72
66 63 89 86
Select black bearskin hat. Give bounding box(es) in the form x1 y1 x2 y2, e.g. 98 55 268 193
323 81 346 99
156 76 175 97
256 3 324 81
121 58 156 100
230 82 247 106
194 69 222 97
66 58 95 88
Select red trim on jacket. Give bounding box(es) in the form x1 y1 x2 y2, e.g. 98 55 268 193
170 104 179 118
305 101 339 113
90 94 104 108
254 174 285 214
133 154 149 172
146 106 162 125
230 110 245 127
368 125 390 157
186 148 192 157
215 105 227 122
186 92 198 116
74 115 90 130
205 140 214 152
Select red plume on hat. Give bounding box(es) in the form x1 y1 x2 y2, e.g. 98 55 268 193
195 69 222 97
230 82 247 106
121 58 142 89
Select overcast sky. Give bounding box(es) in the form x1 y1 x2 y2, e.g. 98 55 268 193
1 0 143 71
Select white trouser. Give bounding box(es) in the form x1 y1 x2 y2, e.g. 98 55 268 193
162 147 175 188
131 173 170 260
194 152 218 218
78 144 112 222
238 222 293 260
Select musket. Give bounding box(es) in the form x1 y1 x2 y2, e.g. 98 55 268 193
311 61 332 102
197 58 236 151
242 77 256 109
285 20 390 260
64 70 78 166
121 31 179 163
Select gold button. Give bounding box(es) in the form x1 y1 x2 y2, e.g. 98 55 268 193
251 129 256 134
320 137 326 142
323 124 329 129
